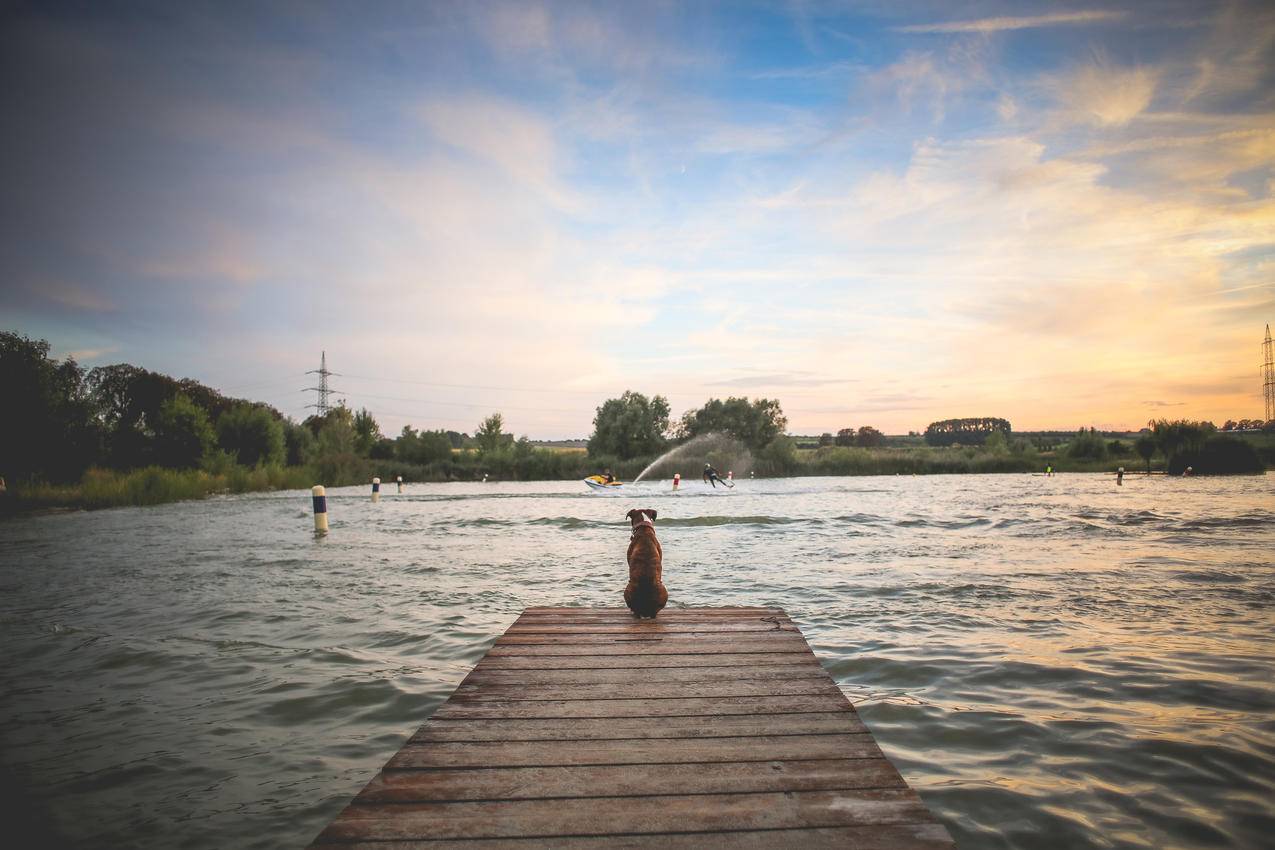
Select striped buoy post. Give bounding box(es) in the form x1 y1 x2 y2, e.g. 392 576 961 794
673 473 680 490
312 485 328 534
396 475 403 494
371 477 381 502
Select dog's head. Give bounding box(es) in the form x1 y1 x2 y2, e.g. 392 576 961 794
626 508 658 528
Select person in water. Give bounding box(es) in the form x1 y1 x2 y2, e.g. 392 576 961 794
703 463 724 488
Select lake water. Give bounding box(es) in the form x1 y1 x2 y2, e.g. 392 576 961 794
1 473 1273 849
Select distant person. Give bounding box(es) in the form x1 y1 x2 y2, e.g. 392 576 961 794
601 469 615 484
1116 467 1124 486
1183 466 1193 477
703 463 725 488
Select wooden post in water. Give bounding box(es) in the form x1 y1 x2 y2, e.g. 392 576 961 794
308 606 955 848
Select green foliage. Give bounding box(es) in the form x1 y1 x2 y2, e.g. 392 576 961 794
818 433 833 447
755 435 798 475
284 420 315 466
396 426 453 465
476 413 506 454
856 426 885 448
1171 434 1263 475
677 397 787 451
587 391 670 460
216 404 285 467
984 429 1008 454
0 330 100 482
1149 419 1215 470
924 417 1012 447
834 428 855 447
153 394 215 469
353 407 381 455
1134 434 1157 472
1065 428 1108 460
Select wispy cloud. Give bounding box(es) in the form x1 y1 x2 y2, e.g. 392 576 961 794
897 11 1126 35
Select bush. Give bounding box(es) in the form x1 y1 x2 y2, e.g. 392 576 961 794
1171 435 1264 475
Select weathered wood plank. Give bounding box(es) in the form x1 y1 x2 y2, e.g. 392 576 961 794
431 693 854 720
474 652 821 670
307 607 954 849
492 634 800 647
462 664 833 687
326 823 956 850
358 758 908 802
409 712 868 743
487 638 811 656
315 789 935 842
387 734 882 769
505 623 794 633
452 679 842 702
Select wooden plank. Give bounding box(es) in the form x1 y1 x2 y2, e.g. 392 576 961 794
502 622 795 634
314 789 935 842
387 734 882 769
359 758 908 802
409 712 868 743
495 632 802 645
307 607 954 849
432 693 854 720
462 664 833 687
475 652 822 670
452 679 842 702
327 823 956 850
487 638 811 656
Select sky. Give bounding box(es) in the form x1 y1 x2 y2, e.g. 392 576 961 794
2 0 1273 438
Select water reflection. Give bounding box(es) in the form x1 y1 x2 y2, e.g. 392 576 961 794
0 473 1272 849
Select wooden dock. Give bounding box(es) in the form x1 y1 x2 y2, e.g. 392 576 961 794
309 607 954 848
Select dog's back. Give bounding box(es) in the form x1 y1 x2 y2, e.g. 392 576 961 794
624 509 667 618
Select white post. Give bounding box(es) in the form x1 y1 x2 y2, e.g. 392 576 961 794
312 485 328 534
371 477 381 502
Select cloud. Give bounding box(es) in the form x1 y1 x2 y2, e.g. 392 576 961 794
897 11 1126 34
1053 63 1158 126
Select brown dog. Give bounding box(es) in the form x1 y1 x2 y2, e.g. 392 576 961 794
624 508 667 618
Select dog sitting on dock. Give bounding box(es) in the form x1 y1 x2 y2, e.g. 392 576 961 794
624 508 667 618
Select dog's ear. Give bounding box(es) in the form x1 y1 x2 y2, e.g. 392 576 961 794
626 509 639 521
646 509 657 520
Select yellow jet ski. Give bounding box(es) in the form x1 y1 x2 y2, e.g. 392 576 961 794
583 475 624 491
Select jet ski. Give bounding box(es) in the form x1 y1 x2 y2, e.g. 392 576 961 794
583 475 624 491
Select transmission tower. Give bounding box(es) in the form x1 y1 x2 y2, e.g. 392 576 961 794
305 351 343 416
1264 324 1274 422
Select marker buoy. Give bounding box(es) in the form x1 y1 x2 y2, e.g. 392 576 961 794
672 473 680 490
312 485 328 534
396 475 403 494
371 477 381 503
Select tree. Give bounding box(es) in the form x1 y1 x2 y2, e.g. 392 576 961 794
476 413 505 454
0 331 100 482
818 432 833 447
923 417 1011 447
153 394 215 468
353 408 381 455
1065 428 1107 460
834 428 856 447
587 391 671 460
1134 434 1156 473
984 429 1008 454
677 397 787 451
284 419 314 466
1148 419 1215 472
856 426 885 447
217 404 285 467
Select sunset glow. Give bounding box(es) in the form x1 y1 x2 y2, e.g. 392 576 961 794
2 1 1272 437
